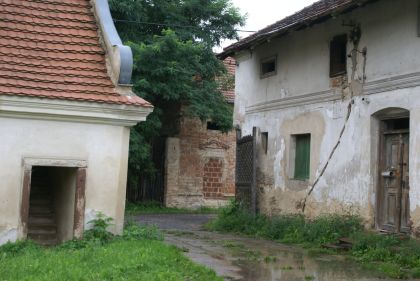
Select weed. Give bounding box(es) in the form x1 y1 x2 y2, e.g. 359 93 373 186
304 275 315 281
125 201 219 215
281 265 293 270
264 255 277 263
209 200 420 279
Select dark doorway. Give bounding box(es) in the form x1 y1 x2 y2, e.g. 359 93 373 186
28 166 78 245
377 117 410 233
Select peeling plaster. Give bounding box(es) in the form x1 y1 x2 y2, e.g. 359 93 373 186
274 138 285 190
0 228 18 245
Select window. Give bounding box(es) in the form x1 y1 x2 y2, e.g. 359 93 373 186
293 134 311 180
418 4 420 37
330 34 347 77
260 56 277 78
261 132 268 154
207 121 221 131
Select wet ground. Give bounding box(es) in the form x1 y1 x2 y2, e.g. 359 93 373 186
133 214 417 281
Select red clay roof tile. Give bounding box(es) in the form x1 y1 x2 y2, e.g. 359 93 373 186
0 0 151 107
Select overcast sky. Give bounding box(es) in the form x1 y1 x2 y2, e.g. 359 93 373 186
217 0 318 51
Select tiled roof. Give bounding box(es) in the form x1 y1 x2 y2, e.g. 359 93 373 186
219 0 375 58
0 0 151 107
221 57 235 103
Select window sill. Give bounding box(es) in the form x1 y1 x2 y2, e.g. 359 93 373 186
287 178 310 191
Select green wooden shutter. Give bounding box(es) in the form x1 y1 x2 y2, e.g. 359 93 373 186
294 134 310 180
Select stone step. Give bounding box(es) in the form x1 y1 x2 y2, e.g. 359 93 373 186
29 206 53 215
28 216 55 225
28 224 57 232
28 232 57 241
28 228 57 235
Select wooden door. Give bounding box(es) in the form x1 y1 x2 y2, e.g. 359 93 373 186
378 131 409 233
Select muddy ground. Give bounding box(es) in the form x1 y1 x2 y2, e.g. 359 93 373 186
132 214 416 281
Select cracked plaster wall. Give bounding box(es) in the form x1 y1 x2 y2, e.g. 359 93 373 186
234 0 420 230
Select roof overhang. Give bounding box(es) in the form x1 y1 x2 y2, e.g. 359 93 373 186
218 0 378 59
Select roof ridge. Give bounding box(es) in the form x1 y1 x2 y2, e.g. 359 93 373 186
0 2 90 16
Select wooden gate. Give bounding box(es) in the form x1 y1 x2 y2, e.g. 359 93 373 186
126 137 166 203
235 127 257 214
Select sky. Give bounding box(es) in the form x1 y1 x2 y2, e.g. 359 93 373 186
217 0 318 51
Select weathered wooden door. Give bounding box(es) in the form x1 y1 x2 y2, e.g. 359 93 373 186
378 129 409 233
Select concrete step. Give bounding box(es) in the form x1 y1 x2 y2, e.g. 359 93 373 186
29 206 53 215
28 228 57 235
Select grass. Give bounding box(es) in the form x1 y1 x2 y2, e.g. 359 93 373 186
207 200 420 279
0 218 222 281
125 201 220 215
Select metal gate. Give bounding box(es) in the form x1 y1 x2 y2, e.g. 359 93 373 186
235 127 257 214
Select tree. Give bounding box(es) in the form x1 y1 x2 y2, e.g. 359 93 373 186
109 0 245 189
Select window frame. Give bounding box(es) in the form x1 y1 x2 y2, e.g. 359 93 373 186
329 34 348 78
260 55 277 79
292 134 311 181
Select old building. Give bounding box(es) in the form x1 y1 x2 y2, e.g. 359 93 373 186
0 0 152 245
220 0 420 234
164 58 236 208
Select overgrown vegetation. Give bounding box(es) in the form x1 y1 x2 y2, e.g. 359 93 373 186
125 201 219 215
208 200 420 279
108 0 244 187
0 214 221 281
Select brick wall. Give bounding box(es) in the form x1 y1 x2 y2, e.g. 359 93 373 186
164 117 236 208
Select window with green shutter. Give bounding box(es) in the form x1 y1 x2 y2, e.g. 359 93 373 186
294 134 311 180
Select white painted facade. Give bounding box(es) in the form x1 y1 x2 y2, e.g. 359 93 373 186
232 0 420 232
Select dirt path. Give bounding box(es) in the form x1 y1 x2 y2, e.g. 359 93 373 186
132 214 413 281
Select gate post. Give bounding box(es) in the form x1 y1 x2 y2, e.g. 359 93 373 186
251 127 258 215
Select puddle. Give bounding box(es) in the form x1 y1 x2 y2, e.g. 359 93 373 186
135 214 419 281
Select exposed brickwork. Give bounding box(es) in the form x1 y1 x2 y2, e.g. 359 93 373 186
165 117 236 208
203 158 224 199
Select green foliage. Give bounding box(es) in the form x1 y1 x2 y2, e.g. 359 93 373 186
0 240 222 281
208 201 362 245
0 214 221 280
83 212 115 244
208 201 420 279
108 0 244 186
123 221 164 241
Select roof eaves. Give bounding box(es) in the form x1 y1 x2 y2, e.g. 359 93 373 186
218 0 376 59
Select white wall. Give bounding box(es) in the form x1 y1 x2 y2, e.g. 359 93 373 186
0 117 130 243
233 0 420 229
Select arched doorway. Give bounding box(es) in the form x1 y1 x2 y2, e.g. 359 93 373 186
374 108 410 233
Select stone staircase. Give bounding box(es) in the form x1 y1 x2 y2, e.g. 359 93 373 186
28 169 58 246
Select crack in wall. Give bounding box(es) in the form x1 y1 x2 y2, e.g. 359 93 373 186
301 24 368 213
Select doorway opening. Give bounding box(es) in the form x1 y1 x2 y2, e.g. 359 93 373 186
375 109 410 234
28 166 78 245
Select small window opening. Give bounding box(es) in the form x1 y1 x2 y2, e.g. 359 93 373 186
261 56 277 78
207 121 221 131
293 134 311 180
330 34 347 77
384 118 409 131
261 132 268 154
